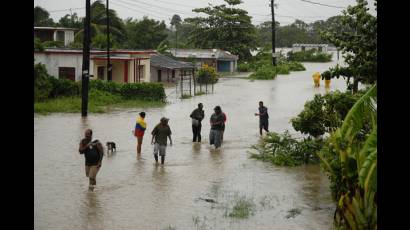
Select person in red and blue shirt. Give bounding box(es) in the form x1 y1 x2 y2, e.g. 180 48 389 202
134 112 147 156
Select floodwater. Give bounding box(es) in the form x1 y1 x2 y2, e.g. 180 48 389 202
35 53 347 230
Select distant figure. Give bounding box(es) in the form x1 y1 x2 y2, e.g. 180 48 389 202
313 72 321 87
134 112 147 156
151 117 173 165
79 129 104 191
254 101 269 135
190 103 205 142
209 106 224 149
324 75 331 88
221 111 227 142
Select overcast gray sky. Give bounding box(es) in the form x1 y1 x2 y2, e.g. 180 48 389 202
34 0 376 26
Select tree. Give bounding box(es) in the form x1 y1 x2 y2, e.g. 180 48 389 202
58 13 83 29
255 21 280 48
124 17 168 49
185 0 257 60
74 0 127 48
34 6 55 26
321 0 377 93
170 14 182 50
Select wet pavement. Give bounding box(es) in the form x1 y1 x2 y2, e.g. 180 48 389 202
35 53 347 230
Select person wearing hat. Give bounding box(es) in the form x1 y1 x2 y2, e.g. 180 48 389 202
151 117 173 164
134 112 146 156
209 106 224 149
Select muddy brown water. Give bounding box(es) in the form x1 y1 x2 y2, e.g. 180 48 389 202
35 54 350 230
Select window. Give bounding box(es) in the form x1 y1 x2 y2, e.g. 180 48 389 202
58 67 75 81
301 46 305 51
97 66 105 80
318 47 323 52
56 31 65 42
172 70 175 78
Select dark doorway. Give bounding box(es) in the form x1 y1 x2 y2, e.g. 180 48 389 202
97 66 105 80
58 67 75 81
158 69 162 82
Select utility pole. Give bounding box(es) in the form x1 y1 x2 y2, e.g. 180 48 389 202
106 0 112 81
81 0 91 117
271 0 276 66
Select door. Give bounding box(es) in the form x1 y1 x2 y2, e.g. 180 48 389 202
58 67 75 81
97 66 105 80
157 69 162 82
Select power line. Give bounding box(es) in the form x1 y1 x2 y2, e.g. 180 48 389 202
299 0 346 9
48 7 85 13
110 1 170 20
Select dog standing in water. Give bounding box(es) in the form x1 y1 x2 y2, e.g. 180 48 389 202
106 142 116 154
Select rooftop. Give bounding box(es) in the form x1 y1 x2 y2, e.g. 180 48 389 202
169 48 238 60
150 54 195 70
34 48 158 55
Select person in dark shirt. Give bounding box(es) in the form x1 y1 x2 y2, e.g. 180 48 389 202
254 101 270 135
209 106 224 149
190 103 205 142
151 117 173 165
79 129 104 191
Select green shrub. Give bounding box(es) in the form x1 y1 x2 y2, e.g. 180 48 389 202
34 62 52 102
291 90 362 137
249 65 277 80
237 63 251 72
49 77 80 98
89 89 122 105
275 64 290 75
196 66 219 84
250 131 323 166
287 49 332 62
288 61 306 71
120 82 166 101
34 38 45 51
89 79 122 94
42 40 65 48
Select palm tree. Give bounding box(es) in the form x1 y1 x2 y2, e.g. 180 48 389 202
170 14 182 52
318 84 377 229
74 0 126 48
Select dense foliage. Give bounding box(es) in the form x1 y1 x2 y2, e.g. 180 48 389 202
287 49 332 62
124 17 168 49
250 131 323 166
185 0 257 61
34 63 166 102
321 0 377 92
318 84 377 229
196 66 219 84
291 90 363 137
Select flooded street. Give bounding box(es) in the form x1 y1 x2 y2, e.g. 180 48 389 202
35 54 347 230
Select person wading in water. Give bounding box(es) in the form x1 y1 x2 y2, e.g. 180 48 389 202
209 106 224 149
190 103 205 142
151 117 173 165
255 101 269 135
79 129 104 191
134 112 147 157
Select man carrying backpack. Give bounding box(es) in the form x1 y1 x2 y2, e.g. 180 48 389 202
79 129 104 191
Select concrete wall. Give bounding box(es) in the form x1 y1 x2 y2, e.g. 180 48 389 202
64 31 75 46
150 67 179 82
34 53 85 81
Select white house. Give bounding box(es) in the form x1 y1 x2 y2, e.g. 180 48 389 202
34 27 76 46
34 48 156 82
292 44 328 53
